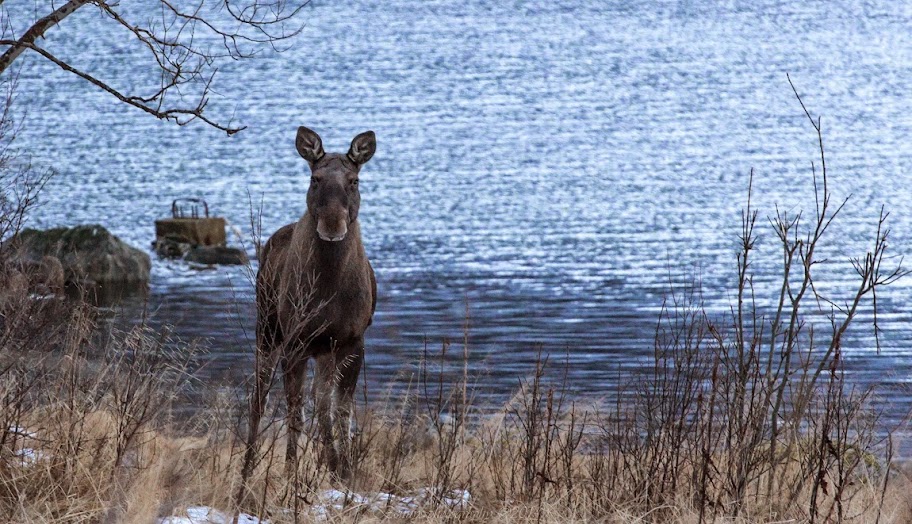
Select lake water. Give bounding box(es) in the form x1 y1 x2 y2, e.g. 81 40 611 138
8 0 912 427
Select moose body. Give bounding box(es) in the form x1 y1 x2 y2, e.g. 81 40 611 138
240 127 377 488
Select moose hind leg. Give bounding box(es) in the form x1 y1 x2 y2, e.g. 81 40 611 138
238 337 278 504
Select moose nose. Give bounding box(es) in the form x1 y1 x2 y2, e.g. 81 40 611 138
319 231 346 242
320 234 345 242
316 205 349 242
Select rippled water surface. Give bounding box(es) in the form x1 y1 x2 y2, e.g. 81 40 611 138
10 1 912 424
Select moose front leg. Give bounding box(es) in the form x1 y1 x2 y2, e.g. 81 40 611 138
282 351 308 475
332 339 364 483
312 340 364 483
313 352 340 475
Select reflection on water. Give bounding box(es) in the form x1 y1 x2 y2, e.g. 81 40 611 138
10 1 912 431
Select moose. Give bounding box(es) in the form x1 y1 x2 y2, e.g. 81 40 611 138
240 127 377 489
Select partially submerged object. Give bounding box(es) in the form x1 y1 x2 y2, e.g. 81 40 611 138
153 198 247 266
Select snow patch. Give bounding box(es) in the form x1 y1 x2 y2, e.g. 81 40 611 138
311 487 471 519
7 426 42 465
14 447 41 465
158 487 470 523
8 425 35 438
158 506 265 524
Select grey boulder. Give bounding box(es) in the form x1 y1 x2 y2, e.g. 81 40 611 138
6 225 150 293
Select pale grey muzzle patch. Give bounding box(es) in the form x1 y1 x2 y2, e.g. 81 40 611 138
317 216 348 242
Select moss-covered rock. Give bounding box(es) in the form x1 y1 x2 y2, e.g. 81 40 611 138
7 225 150 292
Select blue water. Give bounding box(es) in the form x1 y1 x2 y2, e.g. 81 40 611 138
7 0 912 425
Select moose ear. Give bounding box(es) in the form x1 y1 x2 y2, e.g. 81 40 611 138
295 126 324 163
347 131 376 165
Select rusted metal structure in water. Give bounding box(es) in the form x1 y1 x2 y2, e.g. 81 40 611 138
153 198 247 265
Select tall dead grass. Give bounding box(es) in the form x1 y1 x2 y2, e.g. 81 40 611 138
0 279 909 523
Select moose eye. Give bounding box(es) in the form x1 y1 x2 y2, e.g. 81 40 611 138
311 176 319 184
350 179 359 186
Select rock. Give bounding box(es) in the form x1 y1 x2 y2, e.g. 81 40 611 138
0 269 29 305
6 225 151 295
0 254 63 299
30 256 65 296
184 245 248 266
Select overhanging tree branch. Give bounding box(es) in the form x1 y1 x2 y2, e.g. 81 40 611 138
0 40 245 135
0 0 307 135
0 0 89 76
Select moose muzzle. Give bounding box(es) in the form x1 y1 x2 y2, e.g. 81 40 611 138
316 205 349 242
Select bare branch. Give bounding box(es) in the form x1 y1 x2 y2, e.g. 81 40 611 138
0 40 246 135
0 0 89 76
0 0 308 134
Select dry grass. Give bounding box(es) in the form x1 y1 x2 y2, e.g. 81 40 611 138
0 330 909 524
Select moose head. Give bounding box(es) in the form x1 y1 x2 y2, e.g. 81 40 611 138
295 126 376 242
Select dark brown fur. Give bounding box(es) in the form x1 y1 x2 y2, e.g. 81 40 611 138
240 127 377 490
